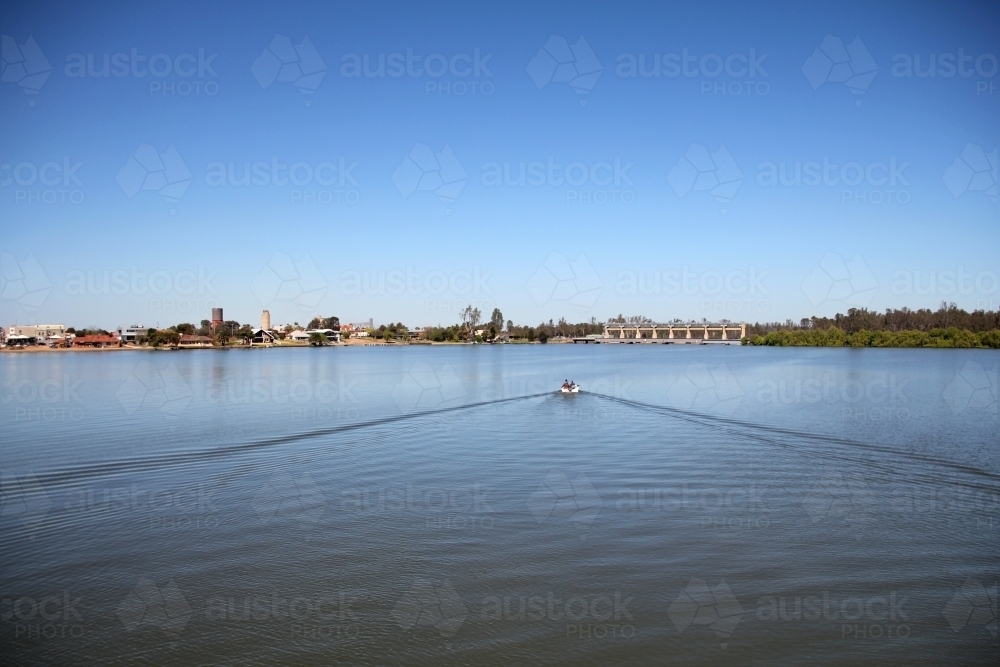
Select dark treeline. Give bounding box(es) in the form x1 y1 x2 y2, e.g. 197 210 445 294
746 304 1000 336
508 317 605 342
423 317 604 343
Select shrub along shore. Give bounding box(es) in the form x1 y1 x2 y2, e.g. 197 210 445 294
742 304 1000 348
744 327 1000 348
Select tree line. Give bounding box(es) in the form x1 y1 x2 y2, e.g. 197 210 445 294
746 303 1000 336
744 303 1000 348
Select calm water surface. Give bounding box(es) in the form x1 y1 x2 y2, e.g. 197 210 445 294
2 346 997 665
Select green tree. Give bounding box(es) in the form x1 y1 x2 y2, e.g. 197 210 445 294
460 305 481 342
490 308 504 332
308 332 326 346
215 329 230 346
237 324 254 343
308 315 341 330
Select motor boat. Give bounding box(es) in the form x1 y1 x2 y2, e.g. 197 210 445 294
559 382 580 393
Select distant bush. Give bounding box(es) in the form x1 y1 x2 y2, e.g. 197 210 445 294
744 327 1000 348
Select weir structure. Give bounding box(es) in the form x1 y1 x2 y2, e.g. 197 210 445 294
575 322 746 344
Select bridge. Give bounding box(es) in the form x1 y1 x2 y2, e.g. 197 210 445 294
574 322 746 344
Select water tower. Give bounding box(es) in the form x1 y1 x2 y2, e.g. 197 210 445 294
211 307 224 331
261 310 270 331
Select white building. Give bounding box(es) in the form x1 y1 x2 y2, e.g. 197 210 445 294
119 325 148 343
305 329 340 342
251 328 275 344
8 324 66 338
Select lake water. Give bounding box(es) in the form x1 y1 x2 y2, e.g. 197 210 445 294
2 346 997 665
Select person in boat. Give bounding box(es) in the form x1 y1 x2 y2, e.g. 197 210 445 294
561 379 571 390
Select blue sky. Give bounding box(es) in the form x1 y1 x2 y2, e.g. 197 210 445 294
2 0 998 330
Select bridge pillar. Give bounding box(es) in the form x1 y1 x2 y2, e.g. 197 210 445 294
686 327 691 339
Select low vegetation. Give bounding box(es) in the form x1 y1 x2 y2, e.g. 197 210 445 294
744 304 1000 348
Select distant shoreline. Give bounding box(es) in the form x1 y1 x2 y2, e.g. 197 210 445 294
0 340 554 352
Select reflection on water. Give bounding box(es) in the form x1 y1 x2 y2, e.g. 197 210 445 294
1 346 997 665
